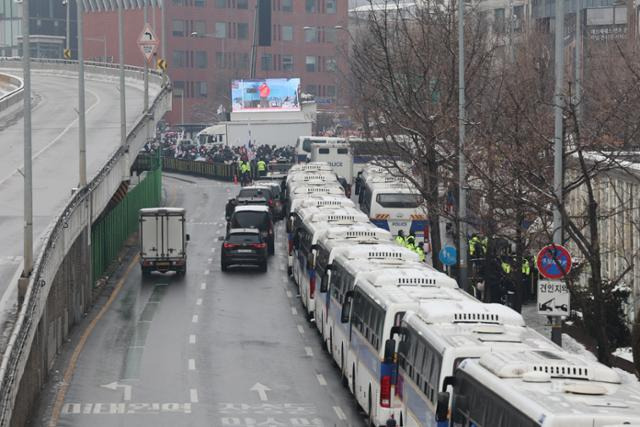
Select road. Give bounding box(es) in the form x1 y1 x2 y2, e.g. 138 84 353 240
32 174 367 427
0 70 153 315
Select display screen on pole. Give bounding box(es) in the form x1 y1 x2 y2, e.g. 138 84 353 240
231 78 300 112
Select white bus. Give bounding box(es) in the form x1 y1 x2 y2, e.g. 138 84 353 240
291 207 370 318
310 142 354 185
294 136 346 163
443 350 640 427
391 302 557 427
360 180 428 242
340 281 473 426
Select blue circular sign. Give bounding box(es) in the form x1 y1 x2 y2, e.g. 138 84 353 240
439 246 457 266
536 244 572 279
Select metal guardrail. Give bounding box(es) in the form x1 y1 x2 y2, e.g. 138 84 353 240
0 59 171 426
0 72 23 113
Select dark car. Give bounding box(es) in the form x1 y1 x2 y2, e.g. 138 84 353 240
236 186 273 211
229 205 275 255
252 181 284 220
221 228 268 272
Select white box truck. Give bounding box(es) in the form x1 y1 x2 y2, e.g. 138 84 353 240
139 207 190 276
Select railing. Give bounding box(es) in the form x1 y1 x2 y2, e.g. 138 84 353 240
0 59 171 427
0 72 23 113
133 154 293 181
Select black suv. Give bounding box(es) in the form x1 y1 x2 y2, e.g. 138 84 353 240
221 228 268 272
229 205 275 255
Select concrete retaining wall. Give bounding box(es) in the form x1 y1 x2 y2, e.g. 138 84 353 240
0 72 23 113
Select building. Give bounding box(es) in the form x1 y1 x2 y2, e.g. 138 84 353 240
0 0 78 58
83 0 348 125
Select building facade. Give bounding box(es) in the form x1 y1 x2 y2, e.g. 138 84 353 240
84 0 348 124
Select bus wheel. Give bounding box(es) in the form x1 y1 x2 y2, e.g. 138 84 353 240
352 365 356 396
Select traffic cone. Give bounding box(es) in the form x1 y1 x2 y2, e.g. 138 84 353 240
233 175 238 185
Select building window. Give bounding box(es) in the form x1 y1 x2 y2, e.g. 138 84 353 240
305 55 316 72
198 81 208 98
326 0 336 13
305 0 316 13
215 22 227 38
238 23 249 40
282 55 293 71
281 25 293 41
282 0 293 12
172 20 185 37
215 0 226 7
173 81 185 96
304 26 317 42
305 84 317 95
325 27 337 43
216 52 225 68
325 57 336 72
193 20 206 36
261 54 273 71
194 0 205 6
195 51 207 68
173 50 186 67
494 8 505 33
237 0 248 8
327 85 336 97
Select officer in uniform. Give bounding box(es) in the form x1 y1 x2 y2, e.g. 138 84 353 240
415 242 426 262
395 230 406 246
257 158 267 177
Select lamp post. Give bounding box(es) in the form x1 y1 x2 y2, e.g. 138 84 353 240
63 0 70 54
458 0 469 292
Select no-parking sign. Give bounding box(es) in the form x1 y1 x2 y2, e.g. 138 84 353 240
536 244 572 280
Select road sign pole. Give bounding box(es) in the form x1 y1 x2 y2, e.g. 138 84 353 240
118 0 127 150
21 0 33 297
65 0 70 52
143 0 149 113
78 0 87 187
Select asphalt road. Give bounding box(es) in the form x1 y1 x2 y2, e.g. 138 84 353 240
0 70 151 312
32 174 367 427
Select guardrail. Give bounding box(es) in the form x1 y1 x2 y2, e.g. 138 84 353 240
0 72 23 113
0 59 171 426
133 154 293 181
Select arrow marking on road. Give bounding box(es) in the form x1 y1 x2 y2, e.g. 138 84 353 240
250 383 271 402
100 382 132 401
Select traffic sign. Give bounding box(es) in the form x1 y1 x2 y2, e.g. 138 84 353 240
537 280 570 316
439 246 457 266
63 48 71 60
157 58 167 72
536 244 572 280
137 23 159 63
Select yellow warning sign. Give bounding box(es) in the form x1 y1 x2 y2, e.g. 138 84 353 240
63 48 71 60
157 58 167 72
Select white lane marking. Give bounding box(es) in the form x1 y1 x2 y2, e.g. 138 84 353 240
189 334 196 344
196 298 203 306
190 389 199 403
286 290 292 298
0 88 101 187
282 277 289 284
188 359 196 370
204 269 210 275
211 247 215 253
333 406 347 420
279 265 286 271
297 325 304 335
192 315 199 323
207 258 213 263
201 283 207 290
316 374 327 386
291 307 298 316
305 347 314 357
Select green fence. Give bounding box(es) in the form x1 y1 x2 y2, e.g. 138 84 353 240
91 166 162 283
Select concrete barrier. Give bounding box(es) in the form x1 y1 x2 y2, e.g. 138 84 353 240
0 72 23 114
0 59 171 427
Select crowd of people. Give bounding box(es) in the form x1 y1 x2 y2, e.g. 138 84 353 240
395 230 427 263
141 131 296 165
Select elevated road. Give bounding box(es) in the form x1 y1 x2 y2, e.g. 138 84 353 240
0 69 158 323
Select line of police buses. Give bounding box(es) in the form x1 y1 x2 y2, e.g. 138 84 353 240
283 162 640 427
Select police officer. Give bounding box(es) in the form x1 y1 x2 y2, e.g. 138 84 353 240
395 230 406 246
257 158 267 177
415 242 426 262
225 198 238 221
240 161 251 185
405 232 416 251
355 171 363 195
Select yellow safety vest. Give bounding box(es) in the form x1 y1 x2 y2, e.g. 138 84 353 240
416 248 425 262
257 160 266 171
395 236 405 246
501 262 512 274
522 259 531 275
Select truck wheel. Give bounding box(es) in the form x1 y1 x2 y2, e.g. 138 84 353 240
260 262 268 273
221 261 228 272
268 241 275 256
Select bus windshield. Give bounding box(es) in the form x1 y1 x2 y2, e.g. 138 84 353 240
376 193 423 208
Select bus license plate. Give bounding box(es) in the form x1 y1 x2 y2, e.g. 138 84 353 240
391 221 408 227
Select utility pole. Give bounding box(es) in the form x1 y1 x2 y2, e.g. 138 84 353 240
78 0 87 187
65 0 70 53
458 0 468 293
575 0 582 123
552 0 565 346
21 0 33 298
118 0 127 148
143 0 149 113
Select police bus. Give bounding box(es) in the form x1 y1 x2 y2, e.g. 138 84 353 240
360 180 428 242
442 349 640 427
390 301 557 426
310 142 354 185
294 136 346 163
339 280 472 426
291 207 370 318
312 224 394 340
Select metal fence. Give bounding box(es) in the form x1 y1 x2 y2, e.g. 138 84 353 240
92 166 162 283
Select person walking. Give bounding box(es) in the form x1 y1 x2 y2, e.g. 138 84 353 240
257 158 267 177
